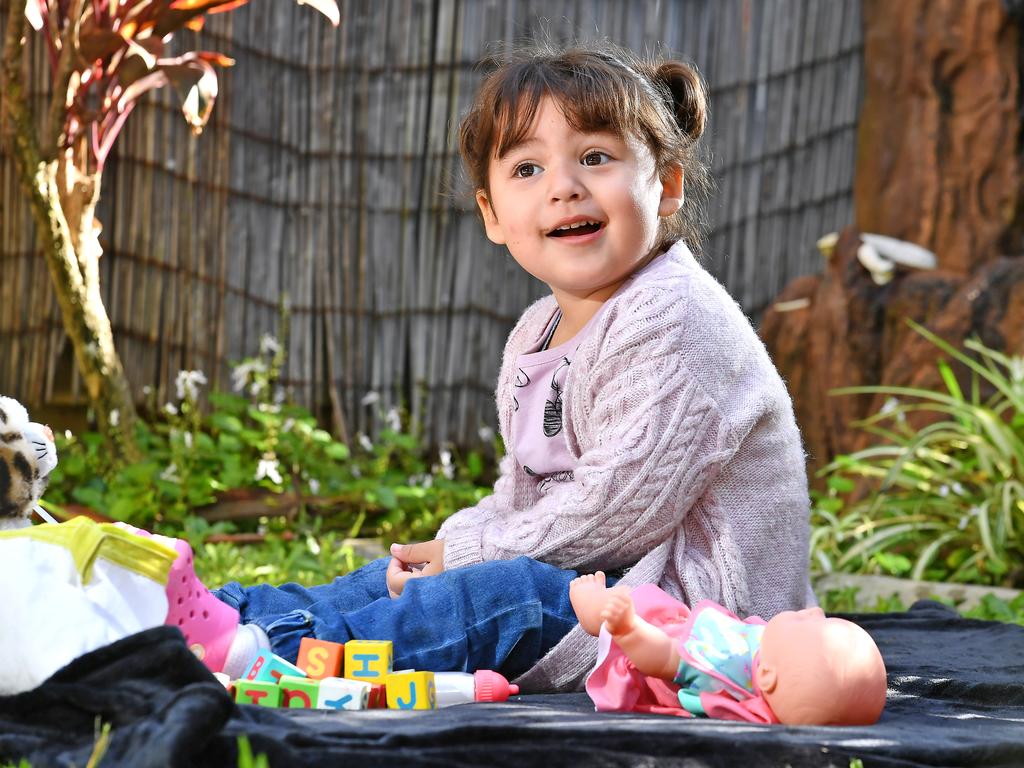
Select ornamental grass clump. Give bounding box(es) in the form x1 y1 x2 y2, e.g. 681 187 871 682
812 321 1024 587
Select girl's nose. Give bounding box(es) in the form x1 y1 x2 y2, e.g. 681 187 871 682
547 162 586 202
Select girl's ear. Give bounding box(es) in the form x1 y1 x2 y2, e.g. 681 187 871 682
475 190 506 245
657 165 684 218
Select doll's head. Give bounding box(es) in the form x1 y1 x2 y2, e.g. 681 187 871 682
756 607 887 726
458 38 713 261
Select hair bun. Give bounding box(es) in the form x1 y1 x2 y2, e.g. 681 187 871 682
654 61 707 141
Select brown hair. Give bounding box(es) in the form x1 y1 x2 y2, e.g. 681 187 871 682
458 39 712 254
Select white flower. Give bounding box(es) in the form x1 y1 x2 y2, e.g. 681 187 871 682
64 429 73 440
142 386 152 396
385 407 402 432
358 433 374 452
164 403 178 416
282 418 295 433
951 482 966 496
1010 357 1024 384
436 450 455 480
360 391 380 406
255 454 283 485
273 387 286 405
109 409 119 427
422 474 433 488
231 360 267 393
958 505 983 531
175 370 207 402
160 463 179 482
937 485 950 497
308 478 320 495
880 397 899 416
183 432 193 450
259 334 281 357
478 426 495 442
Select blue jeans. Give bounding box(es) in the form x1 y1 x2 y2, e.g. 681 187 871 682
215 556 601 680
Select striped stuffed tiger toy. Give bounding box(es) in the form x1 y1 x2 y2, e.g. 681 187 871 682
0 396 58 530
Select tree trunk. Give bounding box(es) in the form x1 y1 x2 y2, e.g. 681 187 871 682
2 9 140 463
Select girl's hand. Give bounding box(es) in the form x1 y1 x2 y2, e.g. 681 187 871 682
386 539 446 598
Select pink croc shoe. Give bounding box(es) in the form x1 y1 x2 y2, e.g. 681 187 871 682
116 524 240 672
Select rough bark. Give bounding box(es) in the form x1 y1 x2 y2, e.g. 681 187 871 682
2 8 140 462
855 0 1022 273
760 229 1023 479
762 0 1024 478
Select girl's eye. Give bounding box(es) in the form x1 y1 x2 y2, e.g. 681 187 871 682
513 162 541 178
582 151 610 166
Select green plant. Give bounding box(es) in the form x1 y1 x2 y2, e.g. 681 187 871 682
812 322 1024 587
42 330 499 586
236 735 270 768
817 586 1024 626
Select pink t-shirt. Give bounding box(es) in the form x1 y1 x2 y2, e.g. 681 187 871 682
510 307 603 490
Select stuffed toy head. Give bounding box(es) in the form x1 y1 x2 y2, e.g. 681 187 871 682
0 396 58 530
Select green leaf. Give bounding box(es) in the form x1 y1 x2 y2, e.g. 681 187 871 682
210 413 244 433
826 476 855 494
324 442 350 461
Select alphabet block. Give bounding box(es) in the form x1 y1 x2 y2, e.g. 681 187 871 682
244 651 306 685
279 674 320 709
343 640 393 683
316 676 372 711
386 671 436 710
297 637 344 680
235 680 281 708
367 683 387 709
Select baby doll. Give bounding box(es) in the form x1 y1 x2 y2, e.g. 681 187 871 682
569 573 887 725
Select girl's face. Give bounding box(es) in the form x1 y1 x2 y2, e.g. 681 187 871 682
476 96 683 304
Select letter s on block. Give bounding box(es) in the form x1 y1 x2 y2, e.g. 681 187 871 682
307 646 328 677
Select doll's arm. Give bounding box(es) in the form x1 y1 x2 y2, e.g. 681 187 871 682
601 589 681 682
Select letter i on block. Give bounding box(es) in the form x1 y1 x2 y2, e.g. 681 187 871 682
235 680 281 708
244 651 306 685
317 677 372 711
343 640 393 683
297 638 344 680
386 671 436 710
279 675 320 709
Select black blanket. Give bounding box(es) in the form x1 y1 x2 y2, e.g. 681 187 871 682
2 601 1022 768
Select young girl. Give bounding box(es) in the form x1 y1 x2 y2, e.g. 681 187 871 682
6 39 814 696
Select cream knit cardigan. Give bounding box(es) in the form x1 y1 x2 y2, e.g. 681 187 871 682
437 241 814 693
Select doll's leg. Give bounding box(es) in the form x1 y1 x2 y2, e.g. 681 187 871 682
234 556 581 679
569 571 631 635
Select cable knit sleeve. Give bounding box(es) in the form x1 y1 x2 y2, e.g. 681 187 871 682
441 286 740 572
434 452 516 540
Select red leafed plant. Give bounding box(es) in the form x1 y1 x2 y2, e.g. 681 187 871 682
1 0 338 461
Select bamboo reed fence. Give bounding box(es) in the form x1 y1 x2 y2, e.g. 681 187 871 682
0 0 862 445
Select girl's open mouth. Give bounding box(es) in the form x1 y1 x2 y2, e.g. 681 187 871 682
547 221 606 239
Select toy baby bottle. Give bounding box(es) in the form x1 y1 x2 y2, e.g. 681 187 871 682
433 670 520 707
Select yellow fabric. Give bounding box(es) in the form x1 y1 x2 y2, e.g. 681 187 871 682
0 517 175 585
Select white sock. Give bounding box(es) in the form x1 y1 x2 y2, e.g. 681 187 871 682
221 623 270 679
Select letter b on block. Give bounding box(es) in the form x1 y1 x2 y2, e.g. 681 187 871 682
343 640 393 683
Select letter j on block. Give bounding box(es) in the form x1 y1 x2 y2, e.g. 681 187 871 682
343 640 393 682
386 671 436 710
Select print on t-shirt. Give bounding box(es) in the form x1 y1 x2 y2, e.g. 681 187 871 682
543 358 571 437
513 368 530 412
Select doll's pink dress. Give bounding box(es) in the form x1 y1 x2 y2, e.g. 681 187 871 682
585 584 779 723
